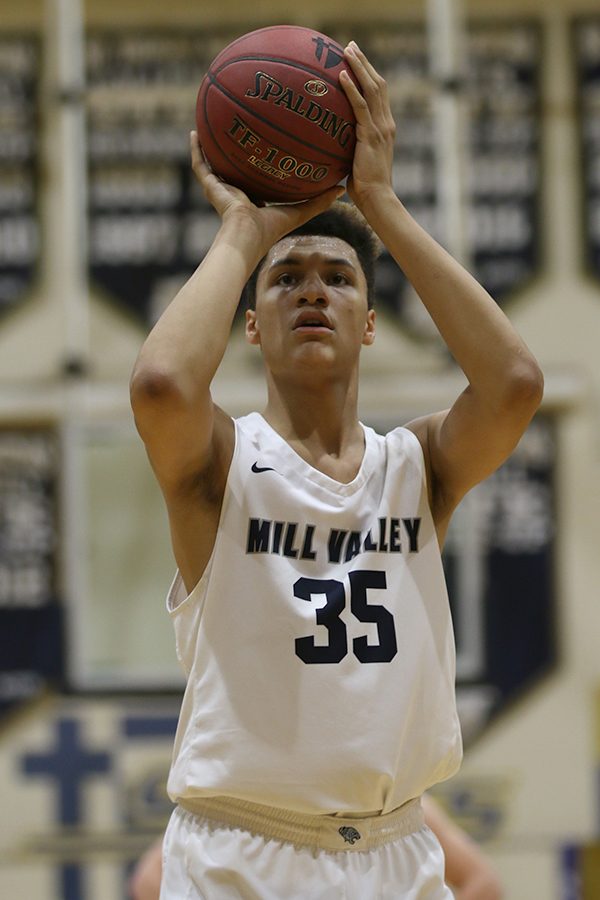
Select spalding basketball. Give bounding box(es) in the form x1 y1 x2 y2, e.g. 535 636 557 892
196 25 357 203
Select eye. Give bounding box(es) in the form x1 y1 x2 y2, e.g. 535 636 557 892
328 272 350 285
276 272 297 286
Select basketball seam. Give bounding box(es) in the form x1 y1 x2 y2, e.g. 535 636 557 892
212 55 345 91
210 26 344 69
204 72 353 165
200 90 328 201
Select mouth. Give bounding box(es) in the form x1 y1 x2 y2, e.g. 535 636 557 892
293 313 333 332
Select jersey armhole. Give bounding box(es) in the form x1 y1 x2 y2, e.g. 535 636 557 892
167 415 242 617
397 425 430 496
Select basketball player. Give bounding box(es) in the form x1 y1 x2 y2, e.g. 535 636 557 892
130 41 542 898
128 796 504 899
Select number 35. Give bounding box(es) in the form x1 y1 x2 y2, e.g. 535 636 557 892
294 570 397 665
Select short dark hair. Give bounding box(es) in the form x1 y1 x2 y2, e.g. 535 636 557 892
243 200 381 310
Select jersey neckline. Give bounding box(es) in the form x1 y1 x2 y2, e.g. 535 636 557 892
242 411 379 496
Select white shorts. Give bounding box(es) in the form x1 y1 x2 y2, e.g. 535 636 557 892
160 796 454 899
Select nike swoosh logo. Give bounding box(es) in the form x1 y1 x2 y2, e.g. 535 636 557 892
251 461 275 474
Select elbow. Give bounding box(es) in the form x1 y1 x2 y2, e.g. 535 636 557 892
504 357 544 417
130 363 182 414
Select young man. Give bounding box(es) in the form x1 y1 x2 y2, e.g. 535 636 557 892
130 41 542 899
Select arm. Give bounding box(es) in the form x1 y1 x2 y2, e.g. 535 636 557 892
341 44 543 535
423 795 504 900
130 136 344 589
127 837 162 900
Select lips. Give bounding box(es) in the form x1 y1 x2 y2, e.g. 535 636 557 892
293 311 333 330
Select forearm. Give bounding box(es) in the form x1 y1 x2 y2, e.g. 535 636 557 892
131 216 263 400
423 795 503 900
358 188 542 400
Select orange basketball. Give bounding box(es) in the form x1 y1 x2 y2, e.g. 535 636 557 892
196 25 357 203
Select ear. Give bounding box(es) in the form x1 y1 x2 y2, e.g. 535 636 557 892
245 308 261 345
362 309 376 346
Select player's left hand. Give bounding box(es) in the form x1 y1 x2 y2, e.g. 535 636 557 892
340 42 396 208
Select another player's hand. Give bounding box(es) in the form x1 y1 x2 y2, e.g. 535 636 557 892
454 872 504 900
340 42 396 208
190 131 345 253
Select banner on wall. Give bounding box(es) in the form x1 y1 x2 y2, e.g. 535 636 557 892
444 414 556 743
0 427 63 720
86 21 541 333
325 19 541 338
0 36 40 316
573 17 600 283
86 29 237 326
1 697 178 900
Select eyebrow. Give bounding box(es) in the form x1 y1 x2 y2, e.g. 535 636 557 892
267 256 357 271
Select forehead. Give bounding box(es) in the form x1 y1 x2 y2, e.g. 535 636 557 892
262 234 361 271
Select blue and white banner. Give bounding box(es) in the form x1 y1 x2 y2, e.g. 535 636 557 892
2 696 179 899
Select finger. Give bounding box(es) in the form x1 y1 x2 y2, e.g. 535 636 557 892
344 42 390 117
190 131 210 178
345 175 356 203
190 132 226 200
308 183 347 210
345 41 381 84
190 130 204 167
190 132 199 175
339 68 371 123
286 184 347 225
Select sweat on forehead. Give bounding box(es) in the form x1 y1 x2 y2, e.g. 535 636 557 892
262 235 361 272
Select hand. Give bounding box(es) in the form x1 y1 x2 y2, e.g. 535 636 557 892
339 42 396 208
190 131 346 256
455 872 504 900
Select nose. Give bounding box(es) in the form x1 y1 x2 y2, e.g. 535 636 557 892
297 273 328 305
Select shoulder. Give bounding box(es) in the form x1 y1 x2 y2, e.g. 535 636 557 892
381 422 427 456
376 420 432 480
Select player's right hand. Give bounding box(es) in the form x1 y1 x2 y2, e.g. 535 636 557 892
190 131 346 254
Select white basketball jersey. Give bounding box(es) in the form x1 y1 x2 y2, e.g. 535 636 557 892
166 412 462 816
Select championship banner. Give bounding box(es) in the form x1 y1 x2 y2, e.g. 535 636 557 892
324 19 541 338
0 696 179 900
0 427 63 720
573 17 600 283
0 36 40 316
86 21 541 334
443 414 555 743
86 29 240 326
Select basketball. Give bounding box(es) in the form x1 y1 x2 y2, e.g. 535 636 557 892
195 25 357 203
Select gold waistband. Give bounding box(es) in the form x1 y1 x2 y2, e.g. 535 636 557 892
177 794 424 853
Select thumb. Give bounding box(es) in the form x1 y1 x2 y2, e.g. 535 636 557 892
288 183 347 225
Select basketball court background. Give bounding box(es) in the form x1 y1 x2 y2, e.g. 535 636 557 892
0 0 599 897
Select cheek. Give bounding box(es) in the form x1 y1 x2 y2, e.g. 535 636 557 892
249 312 286 349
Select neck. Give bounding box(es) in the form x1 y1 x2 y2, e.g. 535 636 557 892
262 372 361 457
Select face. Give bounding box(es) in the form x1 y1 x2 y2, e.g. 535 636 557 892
245 235 375 378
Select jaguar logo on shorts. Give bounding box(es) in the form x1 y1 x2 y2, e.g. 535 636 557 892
338 825 362 845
